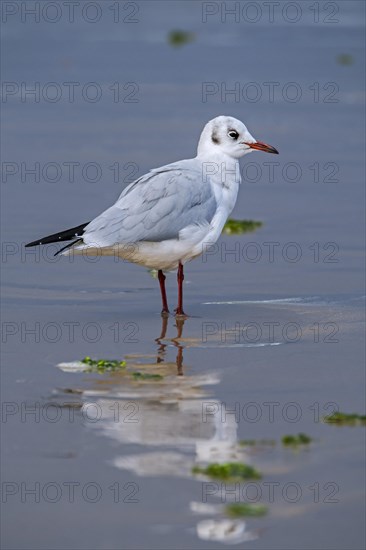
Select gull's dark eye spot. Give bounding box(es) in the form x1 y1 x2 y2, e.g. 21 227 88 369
211 129 220 144
228 129 239 140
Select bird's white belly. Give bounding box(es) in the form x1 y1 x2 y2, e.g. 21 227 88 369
67 207 229 271
116 238 202 271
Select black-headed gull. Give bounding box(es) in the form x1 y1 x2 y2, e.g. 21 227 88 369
26 116 278 315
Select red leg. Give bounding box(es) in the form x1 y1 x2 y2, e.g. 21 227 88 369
158 270 169 314
175 262 186 316
155 315 168 362
173 317 185 375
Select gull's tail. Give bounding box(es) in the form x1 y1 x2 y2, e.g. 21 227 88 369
25 222 90 256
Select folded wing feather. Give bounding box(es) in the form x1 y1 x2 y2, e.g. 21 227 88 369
82 161 217 247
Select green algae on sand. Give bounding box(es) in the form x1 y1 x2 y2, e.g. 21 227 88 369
131 372 164 381
81 357 126 373
282 433 312 446
192 462 262 482
323 412 366 426
222 219 263 235
225 503 268 518
168 30 195 47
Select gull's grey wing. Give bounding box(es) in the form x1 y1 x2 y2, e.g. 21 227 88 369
83 160 217 246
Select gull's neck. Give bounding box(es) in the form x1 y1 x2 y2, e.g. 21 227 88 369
196 149 241 190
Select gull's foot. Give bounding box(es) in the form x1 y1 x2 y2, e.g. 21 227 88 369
161 309 170 317
174 307 188 318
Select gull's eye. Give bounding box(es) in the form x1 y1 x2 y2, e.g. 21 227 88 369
228 130 239 140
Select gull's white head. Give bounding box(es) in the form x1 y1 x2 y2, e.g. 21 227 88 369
197 115 278 159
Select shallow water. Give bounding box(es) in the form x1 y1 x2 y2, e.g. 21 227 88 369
1 1 365 549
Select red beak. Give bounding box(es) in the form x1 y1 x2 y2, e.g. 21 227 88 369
245 141 279 154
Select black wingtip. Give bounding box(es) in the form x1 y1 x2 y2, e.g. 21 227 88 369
25 222 90 248
25 239 43 247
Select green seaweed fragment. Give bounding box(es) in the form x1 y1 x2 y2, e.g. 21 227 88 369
168 30 195 47
239 439 276 446
81 356 126 373
131 372 163 381
282 433 312 446
225 503 268 518
323 412 366 426
336 54 353 65
192 462 262 482
222 219 263 235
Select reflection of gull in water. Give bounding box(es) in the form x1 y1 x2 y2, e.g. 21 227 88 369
96 396 245 476
56 316 261 545
91 367 259 544
83 317 249 472
58 316 252 472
